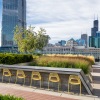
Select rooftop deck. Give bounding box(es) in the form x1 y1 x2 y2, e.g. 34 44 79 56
0 82 99 100
0 64 93 95
0 64 100 100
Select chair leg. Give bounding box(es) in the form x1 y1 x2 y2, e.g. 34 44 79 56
23 78 25 85
59 81 61 92
58 82 59 92
15 76 17 84
9 76 11 83
41 79 43 87
2 76 3 82
30 79 32 87
68 83 69 93
80 83 81 95
33 80 35 86
40 80 41 88
48 81 49 90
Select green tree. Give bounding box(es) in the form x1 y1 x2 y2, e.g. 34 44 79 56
14 26 50 53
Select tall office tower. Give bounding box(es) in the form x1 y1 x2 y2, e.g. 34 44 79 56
81 34 88 47
1 0 26 47
89 18 100 48
91 19 99 37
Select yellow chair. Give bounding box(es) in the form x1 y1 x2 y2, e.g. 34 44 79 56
48 73 60 92
15 70 26 85
68 75 81 95
30 71 41 88
2 68 12 83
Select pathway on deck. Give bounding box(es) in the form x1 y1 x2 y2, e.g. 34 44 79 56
0 83 77 100
0 63 100 100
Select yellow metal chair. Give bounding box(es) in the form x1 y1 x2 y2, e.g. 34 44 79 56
48 73 60 92
2 68 12 83
68 75 81 95
15 70 26 85
30 71 41 88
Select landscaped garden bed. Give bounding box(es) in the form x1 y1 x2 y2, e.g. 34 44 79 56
0 53 95 74
30 54 95 74
0 54 94 95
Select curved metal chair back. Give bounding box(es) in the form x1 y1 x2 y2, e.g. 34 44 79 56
49 73 60 82
31 71 41 80
30 71 41 88
3 68 11 76
69 75 81 85
15 70 26 85
2 68 12 83
68 75 81 95
48 73 60 92
17 70 26 78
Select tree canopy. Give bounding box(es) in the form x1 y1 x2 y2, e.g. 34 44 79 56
13 26 50 53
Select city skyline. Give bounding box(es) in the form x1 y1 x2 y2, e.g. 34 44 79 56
0 0 100 45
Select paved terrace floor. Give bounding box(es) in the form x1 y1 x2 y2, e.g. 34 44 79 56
0 83 99 100
0 83 76 100
0 63 100 100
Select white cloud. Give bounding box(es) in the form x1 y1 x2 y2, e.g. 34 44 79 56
27 0 100 43
0 0 100 44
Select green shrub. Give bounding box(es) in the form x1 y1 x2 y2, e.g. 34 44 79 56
0 94 24 100
0 53 33 65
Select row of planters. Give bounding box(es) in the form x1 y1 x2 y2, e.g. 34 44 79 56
30 54 95 74
0 53 33 65
0 94 24 100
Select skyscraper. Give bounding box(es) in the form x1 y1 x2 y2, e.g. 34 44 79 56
89 18 100 48
81 34 88 47
91 19 99 37
1 0 26 47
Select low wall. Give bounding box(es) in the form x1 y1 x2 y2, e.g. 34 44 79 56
0 64 93 95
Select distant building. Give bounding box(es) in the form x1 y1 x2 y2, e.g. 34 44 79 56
91 19 98 37
0 46 18 53
89 36 100 48
76 39 85 46
46 43 54 47
81 34 88 47
1 0 26 47
89 18 100 48
58 40 66 46
96 31 100 37
42 46 100 60
66 38 78 47
55 43 61 46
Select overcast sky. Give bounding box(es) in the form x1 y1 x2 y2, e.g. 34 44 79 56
0 0 100 44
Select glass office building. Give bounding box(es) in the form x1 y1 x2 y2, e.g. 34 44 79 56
89 19 100 48
1 0 26 47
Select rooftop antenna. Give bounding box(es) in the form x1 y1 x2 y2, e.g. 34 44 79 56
97 14 98 20
86 30 87 34
81 31 82 35
94 14 95 20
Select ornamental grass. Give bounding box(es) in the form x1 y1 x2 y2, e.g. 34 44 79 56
30 54 95 74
